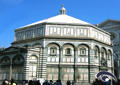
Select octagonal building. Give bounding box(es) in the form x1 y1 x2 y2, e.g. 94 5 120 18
0 6 113 84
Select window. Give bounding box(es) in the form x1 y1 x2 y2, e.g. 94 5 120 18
80 48 86 55
101 48 106 59
65 48 71 55
108 51 112 60
50 47 57 55
29 56 37 78
47 67 58 80
94 47 99 58
101 48 107 66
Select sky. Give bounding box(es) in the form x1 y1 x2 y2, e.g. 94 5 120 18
0 0 120 47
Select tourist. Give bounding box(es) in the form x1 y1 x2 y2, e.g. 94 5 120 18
72 80 75 85
67 80 71 85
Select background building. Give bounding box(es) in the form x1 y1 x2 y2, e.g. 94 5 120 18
0 6 113 85
98 19 120 79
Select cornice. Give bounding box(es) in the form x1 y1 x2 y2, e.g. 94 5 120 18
11 36 112 47
15 22 110 35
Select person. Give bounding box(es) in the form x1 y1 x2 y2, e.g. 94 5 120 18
43 80 49 85
49 80 53 85
22 80 26 85
29 80 34 85
105 79 110 85
59 80 62 85
37 80 41 85
2 79 9 85
56 80 59 85
11 79 17 85
25 80 28 85
67 80 71 85
72 80 74 85
5 80 9 85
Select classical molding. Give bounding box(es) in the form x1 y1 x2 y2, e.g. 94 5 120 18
12 36 112 47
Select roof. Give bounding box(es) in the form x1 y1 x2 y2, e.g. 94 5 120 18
20 14 92 28
16 14 110 35
98 19 120 27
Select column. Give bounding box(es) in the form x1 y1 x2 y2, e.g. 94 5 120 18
58 47 62 80
88 47 90 83
74 47 77 82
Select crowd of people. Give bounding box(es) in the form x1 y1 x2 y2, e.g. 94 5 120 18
2 79 75 85
92 78 120 85
3 79 120 85
2 79 17 85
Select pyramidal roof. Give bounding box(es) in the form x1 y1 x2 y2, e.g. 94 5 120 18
21 5 92 28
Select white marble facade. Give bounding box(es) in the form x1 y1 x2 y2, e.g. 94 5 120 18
0 6 113 84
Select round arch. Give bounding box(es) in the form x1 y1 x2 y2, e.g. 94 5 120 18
94 45 100 58
29 54 38 60
77 44 90 56
0 56 10 65
62 43 75 56
101 47 107 66
46 42 61 56
108 49 112 60
12 54 24 65
46 42 61 48
101 47 107 54
77 43 90 49
94 45 100 52
62 43 75 48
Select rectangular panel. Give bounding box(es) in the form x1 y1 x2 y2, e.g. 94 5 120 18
56 57 59 62
52 58 55 62
47 57 51 62
63 58 66 62
81 58 84 62
71 58 74 62
78 58 80 62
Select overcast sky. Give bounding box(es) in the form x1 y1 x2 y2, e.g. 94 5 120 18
0 0 120 47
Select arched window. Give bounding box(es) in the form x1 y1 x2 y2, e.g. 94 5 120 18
65 48 71 55
80 48 86 55
101 48 107 66
50 47 57 55
108 50 112 60
94 46 99 58
101 48 106 59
